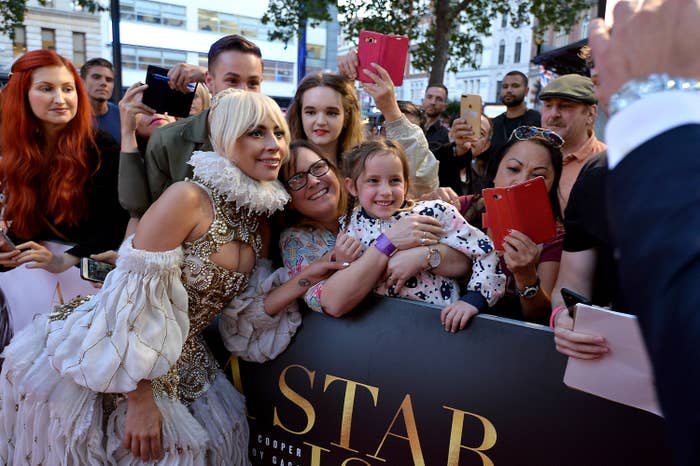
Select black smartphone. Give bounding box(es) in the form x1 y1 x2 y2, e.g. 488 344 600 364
0 230 16 253
142 65 197 118
80 257 116 283
561 287 592 319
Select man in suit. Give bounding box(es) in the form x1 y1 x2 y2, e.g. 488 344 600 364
589 1 700 464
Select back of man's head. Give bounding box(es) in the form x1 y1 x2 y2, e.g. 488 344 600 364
80 57 114 80
208 35 262 71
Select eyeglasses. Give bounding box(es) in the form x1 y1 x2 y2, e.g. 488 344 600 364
510 126 564 148
286 159 331 191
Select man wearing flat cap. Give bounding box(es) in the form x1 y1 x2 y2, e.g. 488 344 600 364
540 74 607 211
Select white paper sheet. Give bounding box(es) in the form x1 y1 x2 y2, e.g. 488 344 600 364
563 303 662 416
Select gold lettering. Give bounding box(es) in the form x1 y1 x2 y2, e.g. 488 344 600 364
304 441 330 466
443 406 497 466
367 395 424 464
341 458 372 465
273 364 316 434
228 355 243 393
323 375 380 453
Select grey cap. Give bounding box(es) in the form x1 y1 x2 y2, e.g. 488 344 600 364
539 74 597 105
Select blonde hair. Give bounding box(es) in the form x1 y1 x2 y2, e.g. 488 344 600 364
209 89 290 162
194 84 211 111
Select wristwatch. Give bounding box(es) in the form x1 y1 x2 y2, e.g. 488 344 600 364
516 277 540 299
426 247 441 270
609 73 700 116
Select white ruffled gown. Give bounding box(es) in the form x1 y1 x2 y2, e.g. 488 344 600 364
0 151 301 465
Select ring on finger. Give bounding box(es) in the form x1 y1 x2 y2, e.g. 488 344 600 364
420 237 426 245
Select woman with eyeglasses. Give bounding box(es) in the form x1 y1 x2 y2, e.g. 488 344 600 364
444 126 565 327
277 140 471 316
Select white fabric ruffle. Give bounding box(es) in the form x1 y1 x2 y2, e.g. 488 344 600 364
46 236 190 393
0 316 249 465
188 151 290 216
219 258 302 363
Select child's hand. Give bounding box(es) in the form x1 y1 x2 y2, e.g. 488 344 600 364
385 248 428 292
333 232 363 264
440 301 478 333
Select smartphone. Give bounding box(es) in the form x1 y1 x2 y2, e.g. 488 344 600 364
460 94 482 137
561 287 592 319
80 257 116 283
356 31 409 86
142 65 198 118
0 230 16 253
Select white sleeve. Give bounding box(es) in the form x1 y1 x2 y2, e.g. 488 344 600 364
607 91 700 169
385 115 439 198
46 237 189 393
219 258 302 363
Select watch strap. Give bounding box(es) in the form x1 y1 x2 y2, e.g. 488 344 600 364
374 233 397 257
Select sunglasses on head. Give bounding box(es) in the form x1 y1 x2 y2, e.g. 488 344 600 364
509 126 564 148
285 158 331 191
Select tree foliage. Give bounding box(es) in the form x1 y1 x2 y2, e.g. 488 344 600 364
1 0 106 40
262 0 593 83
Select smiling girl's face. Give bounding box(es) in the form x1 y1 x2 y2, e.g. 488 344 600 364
300 86 345 159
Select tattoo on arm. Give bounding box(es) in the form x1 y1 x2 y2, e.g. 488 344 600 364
298 278 311 288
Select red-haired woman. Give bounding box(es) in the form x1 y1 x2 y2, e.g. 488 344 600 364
0 50 128 272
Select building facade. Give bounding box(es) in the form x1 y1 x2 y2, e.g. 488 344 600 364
0 0 101 75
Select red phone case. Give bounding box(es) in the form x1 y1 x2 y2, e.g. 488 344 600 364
356 31 409 86
481 177 557 251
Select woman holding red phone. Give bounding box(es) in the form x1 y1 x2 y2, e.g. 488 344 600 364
287 54 439 199
443 126 565 328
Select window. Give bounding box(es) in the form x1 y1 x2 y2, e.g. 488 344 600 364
13 26 26 57
41 28 56 51
198 9 266 37
498 41 505 65
121 45 187 71
514 38 522 63
501 14 507 28
581 14 591 40
72 32 86 68
495 80 502 101
262 60 294 83
198 53 208 68
306 44 325 60
120 0 186 28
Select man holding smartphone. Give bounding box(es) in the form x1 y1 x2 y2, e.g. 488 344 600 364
118 34 264 218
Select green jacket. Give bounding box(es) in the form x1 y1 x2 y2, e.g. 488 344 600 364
118 109 213 217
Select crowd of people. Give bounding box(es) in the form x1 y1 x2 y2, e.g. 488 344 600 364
0 0 697 462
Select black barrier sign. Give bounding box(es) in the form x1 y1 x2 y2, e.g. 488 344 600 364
235 296 671 465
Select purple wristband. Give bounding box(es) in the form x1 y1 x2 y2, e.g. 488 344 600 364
374 233 397 257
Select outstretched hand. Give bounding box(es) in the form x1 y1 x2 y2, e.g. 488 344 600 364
361 63 402 122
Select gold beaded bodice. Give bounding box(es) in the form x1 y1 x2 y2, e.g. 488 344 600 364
156 176 262 404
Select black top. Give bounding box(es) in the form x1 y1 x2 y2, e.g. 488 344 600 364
434 142 492 196
6 130 129 259
562 152 622 309
490 109 542 155
425 120 450 153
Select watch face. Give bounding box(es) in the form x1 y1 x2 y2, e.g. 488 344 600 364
428 248 441 268
522 287 538 299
